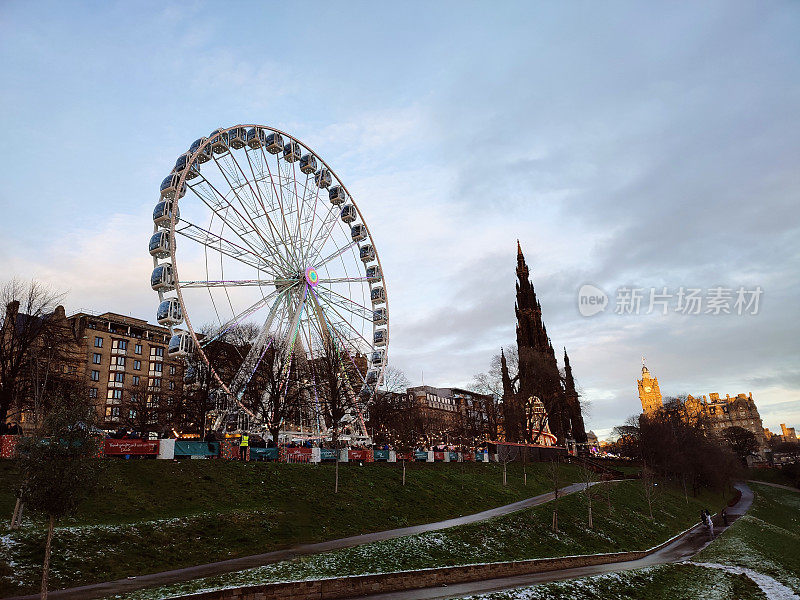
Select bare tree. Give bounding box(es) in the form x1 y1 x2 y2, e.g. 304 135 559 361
547 457 562 532
580 462 598 529
182 323 255 436
118 375 160 438
641 463 657 519
0 280 74 428
311 336 355 493
242 337 307 444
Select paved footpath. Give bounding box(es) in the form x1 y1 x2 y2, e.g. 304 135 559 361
341 482 754 600
4 482 601 600
747 480 800 493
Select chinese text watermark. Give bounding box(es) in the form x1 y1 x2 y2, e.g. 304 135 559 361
578 285 762 317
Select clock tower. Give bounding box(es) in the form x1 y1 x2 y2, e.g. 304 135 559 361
637 360 663 416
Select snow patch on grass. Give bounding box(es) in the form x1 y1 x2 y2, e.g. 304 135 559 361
691 562 799 600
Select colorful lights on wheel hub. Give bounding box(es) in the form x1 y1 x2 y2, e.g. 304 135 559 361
305 266 319 287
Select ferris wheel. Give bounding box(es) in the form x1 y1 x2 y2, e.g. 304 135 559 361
148 124 388 439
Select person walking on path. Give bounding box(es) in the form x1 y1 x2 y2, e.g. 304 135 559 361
721 507 728 526
702 509 715 539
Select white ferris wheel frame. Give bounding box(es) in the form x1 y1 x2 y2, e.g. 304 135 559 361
150 124 389 437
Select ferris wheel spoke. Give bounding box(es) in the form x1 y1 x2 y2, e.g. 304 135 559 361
302 201 338 264
229 291 288 396
200 287 284 347
316 240 358 269
298 176 323 265
229 146 299 269
202 164 294 273
316 277 370 284
187 179 287 271
309 296 372 358
310 304 368 387
179 278 298 288
174 220 282 274
274 154 305 268
255 146 293 250
315 284 374 320
311 302 372 361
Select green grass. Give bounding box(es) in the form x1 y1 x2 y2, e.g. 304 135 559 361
0 459 580 596
694 481 800 592
114 479 728 600
746 467 799 489
457 564 766 600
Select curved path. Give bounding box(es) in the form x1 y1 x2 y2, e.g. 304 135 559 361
3 482 601 600
342 482 754 600
747 479 800 493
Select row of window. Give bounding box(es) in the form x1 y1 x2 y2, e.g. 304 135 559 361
90 355 176 374
89 383 178 399
87 320 170 343
93 336 166 357
104 406 174 422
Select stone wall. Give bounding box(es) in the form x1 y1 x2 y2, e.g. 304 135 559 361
175 550 653 600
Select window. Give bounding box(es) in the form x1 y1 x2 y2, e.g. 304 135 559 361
105 407 120 420
88 322 96 330
134 360 141 370
94 336 103 348
151 346 165 358
115 356 125 367
135 343 142 354
150 362 163 374
90 370 100 381
89 387 98 398
169 365 176 375
112 339 128 350
147 395 160 408
106 388 123 400
150 377 162 388
112 372 124 383
128 409 137 420
169 381 175 390
132 375 140 386
93 353 102 364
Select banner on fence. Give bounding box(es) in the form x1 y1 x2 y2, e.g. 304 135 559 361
104 439 159 456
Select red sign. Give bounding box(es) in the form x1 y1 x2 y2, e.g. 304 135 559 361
463 452 474 461
396 451 414 461
104 439 159 455
348 449 373 462
433 451 445 461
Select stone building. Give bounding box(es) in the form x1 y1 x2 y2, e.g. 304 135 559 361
3 305 185 435
636 361 767 451
637 362 663 416
684 392 767 448
406 385 496 443
764 423 798 444
66 311 185 435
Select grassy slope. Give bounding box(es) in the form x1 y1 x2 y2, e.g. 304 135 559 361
0 460 580 596
119 480 727 600
460 564 766 600
694 481 800 592
746 467 799 489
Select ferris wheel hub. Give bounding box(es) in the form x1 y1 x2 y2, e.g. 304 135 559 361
305 266 319 288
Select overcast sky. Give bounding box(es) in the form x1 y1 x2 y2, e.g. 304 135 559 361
1 1 798 439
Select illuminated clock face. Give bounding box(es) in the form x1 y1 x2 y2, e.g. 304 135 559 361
644 386 652 393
